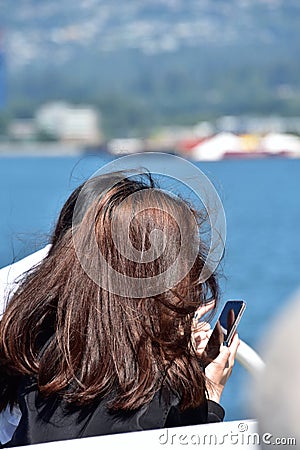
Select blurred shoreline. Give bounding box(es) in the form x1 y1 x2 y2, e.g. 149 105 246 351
0 142 84 157
1 140 300 161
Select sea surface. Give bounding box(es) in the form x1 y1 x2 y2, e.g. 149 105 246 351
1 154 300 421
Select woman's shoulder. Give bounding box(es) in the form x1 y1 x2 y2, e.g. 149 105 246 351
0 245 51 317
8 380 175 446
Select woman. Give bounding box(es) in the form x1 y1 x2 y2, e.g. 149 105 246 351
0 171 238 446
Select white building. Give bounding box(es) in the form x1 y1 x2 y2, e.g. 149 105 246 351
107 138 143 155
35 102 102 145
8 119 36 141
191 132 241 161
260 133 300 155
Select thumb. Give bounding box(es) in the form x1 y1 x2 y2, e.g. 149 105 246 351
212 345 231 368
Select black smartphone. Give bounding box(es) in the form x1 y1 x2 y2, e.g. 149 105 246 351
200 300 246 366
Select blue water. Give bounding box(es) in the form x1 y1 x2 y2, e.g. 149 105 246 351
1 154 300 421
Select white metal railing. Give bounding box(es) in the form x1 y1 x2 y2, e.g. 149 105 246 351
236 339 265 376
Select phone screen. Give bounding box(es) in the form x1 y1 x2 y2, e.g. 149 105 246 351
201 300 246 366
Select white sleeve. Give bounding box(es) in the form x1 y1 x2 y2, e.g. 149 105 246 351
0 405 21 445
0 244 51 318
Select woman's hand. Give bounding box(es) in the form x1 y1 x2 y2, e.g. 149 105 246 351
205 333 240 403
191 321 212 356
191 302 214 356
191 303 240 404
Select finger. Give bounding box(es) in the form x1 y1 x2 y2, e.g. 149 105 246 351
193 331 210 353
193 301 215 322
228 332 240 365
192 326 211 345
199 322 211 331
192 320 211 332
195 342 208 356
211 345 230 369
194 330 209 341
192 327 212 356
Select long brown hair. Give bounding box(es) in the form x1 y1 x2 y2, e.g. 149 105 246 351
0 172 219 412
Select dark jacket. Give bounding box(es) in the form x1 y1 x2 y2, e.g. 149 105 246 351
4 375 224 447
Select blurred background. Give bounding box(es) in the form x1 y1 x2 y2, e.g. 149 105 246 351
1 0 300 422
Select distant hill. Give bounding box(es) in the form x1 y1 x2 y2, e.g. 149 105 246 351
1 0 300 136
